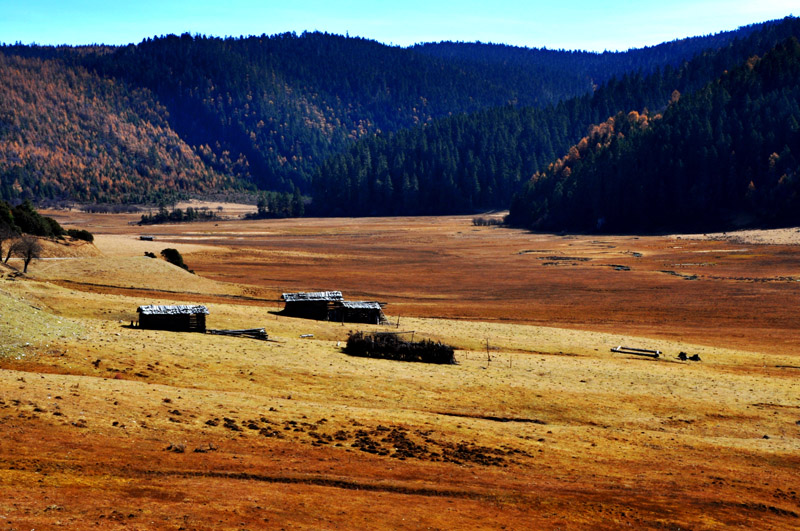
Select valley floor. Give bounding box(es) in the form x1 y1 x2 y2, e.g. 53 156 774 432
0 211 798 529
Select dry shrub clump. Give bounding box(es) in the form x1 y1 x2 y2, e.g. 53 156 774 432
344 331 456 364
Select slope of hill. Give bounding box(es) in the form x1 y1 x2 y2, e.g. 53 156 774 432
0 52 237 203
508 37 800 232
2 20 793 205
311 17 800 216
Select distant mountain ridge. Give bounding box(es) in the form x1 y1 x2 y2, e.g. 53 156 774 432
0 17 795 208
412 20 769 85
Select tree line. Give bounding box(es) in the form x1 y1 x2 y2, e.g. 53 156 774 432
139 205 220 225
245 188 305 219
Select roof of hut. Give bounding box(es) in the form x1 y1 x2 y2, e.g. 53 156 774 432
339 301 383 310
282 291 343 302
137 305 209 315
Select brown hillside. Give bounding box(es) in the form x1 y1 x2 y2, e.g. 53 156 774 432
0 52 234 202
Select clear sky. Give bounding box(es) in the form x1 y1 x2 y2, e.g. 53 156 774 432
0 0 796 52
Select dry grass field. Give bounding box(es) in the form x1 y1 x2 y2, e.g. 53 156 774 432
1 209 798 529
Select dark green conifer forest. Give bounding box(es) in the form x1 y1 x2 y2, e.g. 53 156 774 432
313 18 800 219
507 37 800 232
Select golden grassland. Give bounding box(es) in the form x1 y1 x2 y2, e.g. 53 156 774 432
0 211 798 529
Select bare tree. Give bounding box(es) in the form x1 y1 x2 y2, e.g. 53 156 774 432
11 235 42 273
0 223 17 264
4 236 19 264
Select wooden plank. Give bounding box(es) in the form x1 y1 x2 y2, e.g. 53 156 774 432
611 345 660 358
208 328 268 340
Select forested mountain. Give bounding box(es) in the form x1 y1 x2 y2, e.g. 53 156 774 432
312 17 800 216
77 31 591 194
508 38 800 232
1 19 791 205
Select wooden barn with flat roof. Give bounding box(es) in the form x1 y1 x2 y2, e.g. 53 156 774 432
332 301 386 324
137 305 208 332
281 291 344 320
281 291 387 324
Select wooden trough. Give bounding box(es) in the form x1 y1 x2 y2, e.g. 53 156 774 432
208 328 268 340
611 345 661 358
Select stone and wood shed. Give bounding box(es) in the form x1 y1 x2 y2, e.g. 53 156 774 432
137 305 209 332
280 291 387 324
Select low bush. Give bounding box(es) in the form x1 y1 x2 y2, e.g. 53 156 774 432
160 248 192 273
344 331 455 364
67 228 94 242
472 217 505 227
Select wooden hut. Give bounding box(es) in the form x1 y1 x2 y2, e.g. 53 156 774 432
137 305 208 332
330 301 387 324
281 291 344 320
281 291 386 324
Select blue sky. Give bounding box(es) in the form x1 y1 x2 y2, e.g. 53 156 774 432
0 0 796 51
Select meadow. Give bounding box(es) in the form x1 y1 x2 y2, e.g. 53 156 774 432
0 209 798 529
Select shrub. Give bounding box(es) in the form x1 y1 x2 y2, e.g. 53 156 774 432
67 228 94 242
81 204 140 214
44 216 65 238
0 201 17 232
344 331 455 364
160 248 192 273
139 206 218 225
472 217 505 227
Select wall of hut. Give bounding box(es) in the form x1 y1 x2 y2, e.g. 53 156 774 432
281 301 333 320
280 291 386 324
328 306 385 324
138 313 206 333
